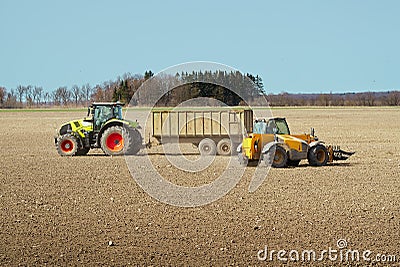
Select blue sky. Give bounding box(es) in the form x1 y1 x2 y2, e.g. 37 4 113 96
1 0 399 94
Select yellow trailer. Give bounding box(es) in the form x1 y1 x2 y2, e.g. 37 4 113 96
151 108 253 155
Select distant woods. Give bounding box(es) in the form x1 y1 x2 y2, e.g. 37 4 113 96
0 71 399 108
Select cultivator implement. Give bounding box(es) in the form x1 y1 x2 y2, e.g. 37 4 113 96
327 145 355 162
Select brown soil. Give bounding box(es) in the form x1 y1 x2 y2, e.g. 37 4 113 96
0 108 399 266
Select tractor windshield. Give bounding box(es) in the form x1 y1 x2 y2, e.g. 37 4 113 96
253 119 290 134
267 119 290 135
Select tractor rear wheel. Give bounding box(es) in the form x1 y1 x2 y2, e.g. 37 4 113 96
101 126 127 156
216 138 232 156
101 125 142 156
57 134 78 156
125 127 142 155
308 144 328 166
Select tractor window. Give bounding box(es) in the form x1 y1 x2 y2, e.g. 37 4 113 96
114 106 123 120
94 106 113 130
274 120 290 135
253 120 267 134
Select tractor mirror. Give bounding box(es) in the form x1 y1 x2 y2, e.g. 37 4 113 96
87 108 90 117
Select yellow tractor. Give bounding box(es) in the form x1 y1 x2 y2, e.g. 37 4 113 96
237 118 354 167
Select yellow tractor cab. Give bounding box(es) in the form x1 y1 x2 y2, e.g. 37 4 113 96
237 118 354 167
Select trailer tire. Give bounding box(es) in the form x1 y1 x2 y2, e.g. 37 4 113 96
308 144 328 166
216 138 232 156
198 138 217 156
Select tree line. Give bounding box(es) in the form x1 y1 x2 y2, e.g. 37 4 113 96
0 71 399 108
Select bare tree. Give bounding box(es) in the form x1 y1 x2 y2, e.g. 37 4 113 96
33 86 43 107
24 85 34 107
385 91 400 106
51 90 60 106
0 87 5 108
82 84 92 106
17 85 25 105
43 92 50 106
5 89 17 108
71 85 80 106
56 86 71 106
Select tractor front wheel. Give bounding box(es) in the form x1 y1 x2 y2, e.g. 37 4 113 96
56 134 78 156
308 144 328 166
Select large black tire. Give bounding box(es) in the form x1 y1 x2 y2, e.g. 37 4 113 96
125 127 142 155
263 146 288 168
56 134 78 156
76 147 90 156
198 138 216 156
308 144 328 166
216 138 232 156
101 125 142 156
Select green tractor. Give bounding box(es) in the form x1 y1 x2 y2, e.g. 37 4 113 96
55 102 142 156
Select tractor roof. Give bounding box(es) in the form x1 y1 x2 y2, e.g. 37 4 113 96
91 102 125 107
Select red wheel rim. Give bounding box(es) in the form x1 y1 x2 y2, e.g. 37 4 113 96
61 140 74 152
106 132 124 152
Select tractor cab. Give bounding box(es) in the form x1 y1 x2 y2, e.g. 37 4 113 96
253 118 290 135
88 102 124 132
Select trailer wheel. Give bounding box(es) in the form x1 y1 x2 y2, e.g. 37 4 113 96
198 138 216 156
308 144 328 166
216 138 232 156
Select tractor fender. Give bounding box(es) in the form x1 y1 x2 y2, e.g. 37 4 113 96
261 141 289 154
309 140 325 148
